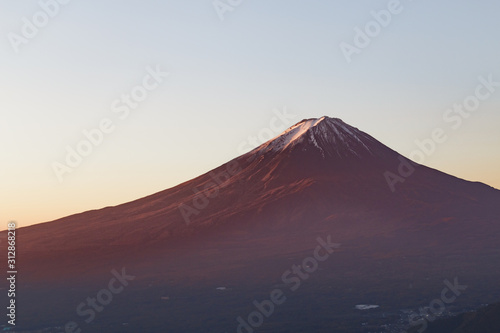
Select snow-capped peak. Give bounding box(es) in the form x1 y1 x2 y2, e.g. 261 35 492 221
268 116 326 151
254 116 378 159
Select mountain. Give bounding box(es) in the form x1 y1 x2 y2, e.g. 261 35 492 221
6 116 500 332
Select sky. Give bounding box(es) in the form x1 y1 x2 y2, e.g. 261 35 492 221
1 0 499 229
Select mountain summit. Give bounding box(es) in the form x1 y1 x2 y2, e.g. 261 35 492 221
239 116 402 184
255 116 380 159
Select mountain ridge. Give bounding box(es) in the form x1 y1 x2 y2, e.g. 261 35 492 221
14 116 500 258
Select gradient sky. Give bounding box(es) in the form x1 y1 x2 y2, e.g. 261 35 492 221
1 0 499 229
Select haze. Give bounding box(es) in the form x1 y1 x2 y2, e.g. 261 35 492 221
1 0 499 229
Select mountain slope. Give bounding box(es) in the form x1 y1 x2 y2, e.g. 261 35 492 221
14 117 500 277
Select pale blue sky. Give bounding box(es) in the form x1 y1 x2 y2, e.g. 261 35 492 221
1 0 499 227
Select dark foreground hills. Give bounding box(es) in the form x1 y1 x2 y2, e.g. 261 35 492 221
3 116 500 332
408 302 500 333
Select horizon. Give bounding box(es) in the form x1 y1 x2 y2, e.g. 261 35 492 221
2 1 500 229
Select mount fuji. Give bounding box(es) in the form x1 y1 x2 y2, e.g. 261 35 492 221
9 116 500 332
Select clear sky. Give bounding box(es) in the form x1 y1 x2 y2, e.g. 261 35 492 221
1 0 499 229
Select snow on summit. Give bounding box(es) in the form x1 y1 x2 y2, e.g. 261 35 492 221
270 116 326 151
254 116 377 159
